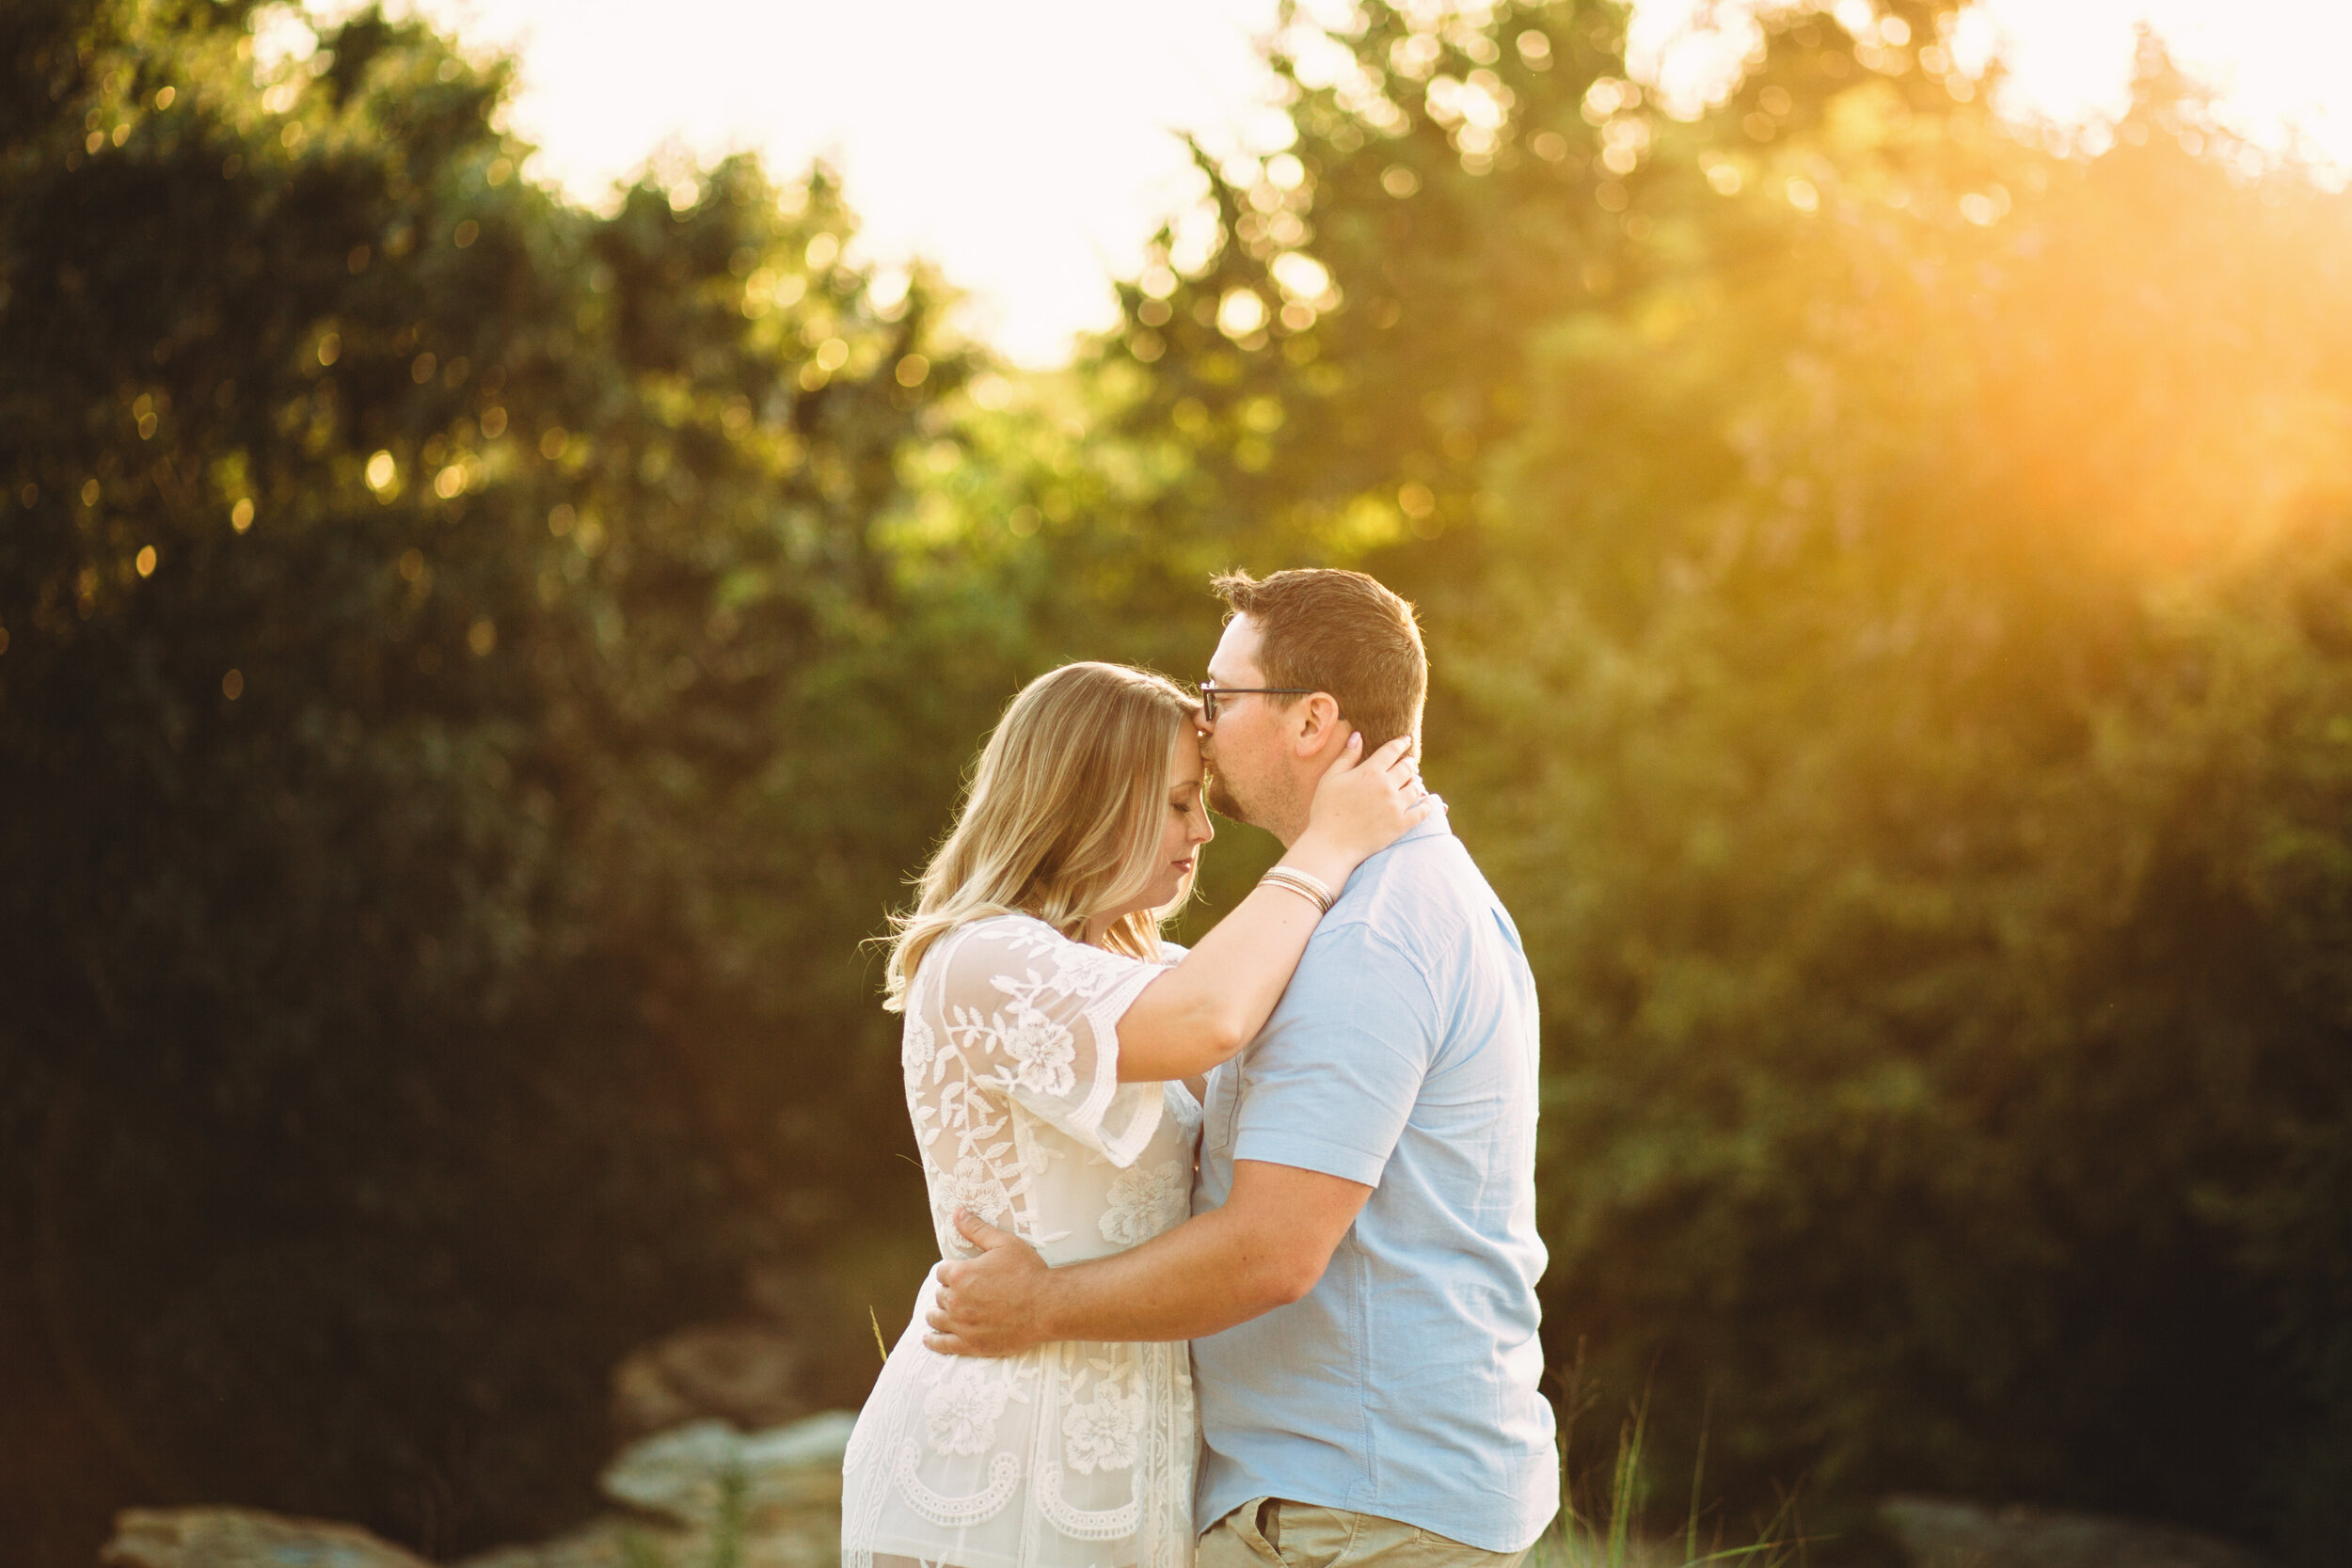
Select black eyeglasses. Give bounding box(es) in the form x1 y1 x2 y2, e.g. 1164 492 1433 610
1198 681 1317 723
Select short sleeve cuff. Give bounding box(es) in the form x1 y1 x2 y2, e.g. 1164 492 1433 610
1087 1081 1165 1168
1230 1127 1388 1187
1060 961 1171 1167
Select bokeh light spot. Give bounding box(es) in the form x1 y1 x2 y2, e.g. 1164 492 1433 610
1217 289 1268 338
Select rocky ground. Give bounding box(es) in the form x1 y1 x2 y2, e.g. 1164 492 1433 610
102 1408 853 1568
93 1455 2286 1568
1874 1497 2277 1568
93 1321 2280 1568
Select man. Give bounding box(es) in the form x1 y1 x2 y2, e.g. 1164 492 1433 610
923 567 1556 1567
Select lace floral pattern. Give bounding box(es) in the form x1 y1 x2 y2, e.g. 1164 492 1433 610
1100 1160 1189 1248
924 1360 1020 1456
843 916 1203 1568
1061 1371 1140 1474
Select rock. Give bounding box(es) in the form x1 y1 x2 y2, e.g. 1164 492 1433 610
457 1412 857 1568
101 1506 437 1568
600 1412 858 1527
1880 1497 2277 1568
452 1514 692 1568
611 1321 811 1445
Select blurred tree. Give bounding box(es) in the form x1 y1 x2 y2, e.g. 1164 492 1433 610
1103 1 2352 1559
0 1 968 1559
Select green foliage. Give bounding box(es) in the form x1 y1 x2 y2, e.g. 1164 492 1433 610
1106 2 2352 1560
1535 1373 1800 1568
0 0 973 1556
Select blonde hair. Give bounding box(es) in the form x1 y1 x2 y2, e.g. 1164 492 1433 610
882 662 1200 1011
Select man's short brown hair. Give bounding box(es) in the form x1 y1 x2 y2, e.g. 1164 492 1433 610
1211 568 1427 751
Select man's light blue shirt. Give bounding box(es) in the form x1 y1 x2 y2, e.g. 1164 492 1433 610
1190 814 1557 1553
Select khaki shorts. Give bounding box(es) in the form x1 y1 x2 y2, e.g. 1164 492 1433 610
1198 1497 1532 1568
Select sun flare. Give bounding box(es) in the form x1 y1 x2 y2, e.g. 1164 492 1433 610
368 0 2352 365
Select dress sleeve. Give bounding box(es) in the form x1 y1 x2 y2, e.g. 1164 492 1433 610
933 919 1171 1166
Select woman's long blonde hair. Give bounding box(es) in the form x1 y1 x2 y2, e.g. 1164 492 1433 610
882 662 1200 1011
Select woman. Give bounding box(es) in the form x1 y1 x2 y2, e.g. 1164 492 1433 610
841 661 1430 1568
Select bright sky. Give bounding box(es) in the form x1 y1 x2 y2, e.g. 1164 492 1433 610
368 0 2351 365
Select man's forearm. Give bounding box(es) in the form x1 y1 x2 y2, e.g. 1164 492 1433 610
1035 1201 1305 1342
927 1161 1369 1357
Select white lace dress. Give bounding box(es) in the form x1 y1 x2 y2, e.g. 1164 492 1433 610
842 914 1201 1568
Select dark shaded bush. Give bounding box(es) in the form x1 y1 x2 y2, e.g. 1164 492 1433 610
0 2 972 1558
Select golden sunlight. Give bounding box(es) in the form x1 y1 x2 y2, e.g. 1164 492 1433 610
353 0 2349 363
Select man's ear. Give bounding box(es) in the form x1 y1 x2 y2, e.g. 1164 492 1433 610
1292 693 1346 757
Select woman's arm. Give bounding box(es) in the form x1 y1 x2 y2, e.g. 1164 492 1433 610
1115 733 1428 1083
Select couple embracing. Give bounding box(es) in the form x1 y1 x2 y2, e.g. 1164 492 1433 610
843 569 1557 1568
